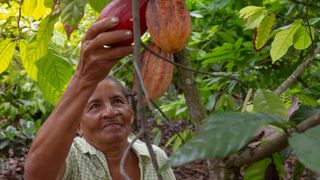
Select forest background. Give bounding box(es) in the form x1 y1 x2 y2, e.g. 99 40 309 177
1 0 320 179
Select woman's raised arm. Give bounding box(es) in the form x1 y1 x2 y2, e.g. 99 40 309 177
24 17 132 180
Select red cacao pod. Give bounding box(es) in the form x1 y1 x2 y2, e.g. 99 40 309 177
99 0 148 46
146 0 192 53
133 43 174 102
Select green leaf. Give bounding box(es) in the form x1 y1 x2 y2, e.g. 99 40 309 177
166 112 284 167
208 25 219 36
23 0 51 20
22 0 37 17
153 130 162 146
32 0 51 20
239 6 264 20
309 18 320 25
172 137 182 153
60 0 86 27
36 46 73 105
205 95 216 111
293 161 305 180
289 125 320 174
293 26 314 50
270 20 302 62
0 39 15 74
294 93 319 106
290 106 320 123
20 41 40 81
20 14 58 80
303 84 320 96
87 0 111 12
202 43 235 64
44 0 54 8
272 153 285 177
254 13 275 50
215 94 239 111
244 10 266 30
244 158 272 180
253 89 288 120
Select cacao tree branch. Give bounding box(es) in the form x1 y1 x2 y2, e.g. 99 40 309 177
225 112 320 168
274 45 320 96
141 43 246 87
131 1 162 179
120 131 144 180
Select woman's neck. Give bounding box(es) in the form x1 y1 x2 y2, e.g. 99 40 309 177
101 140 129 161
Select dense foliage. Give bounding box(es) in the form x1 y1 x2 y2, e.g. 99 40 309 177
1 0 320 179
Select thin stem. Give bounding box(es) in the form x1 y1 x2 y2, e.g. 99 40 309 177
17 0 24 40
304 0 315 52
267 9 295 22
131 0 162 180
112 58 132 75
120 131 144 180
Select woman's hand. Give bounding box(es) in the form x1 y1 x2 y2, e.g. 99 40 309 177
75 17 133 85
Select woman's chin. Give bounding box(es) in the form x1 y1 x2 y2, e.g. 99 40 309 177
100 130 128 143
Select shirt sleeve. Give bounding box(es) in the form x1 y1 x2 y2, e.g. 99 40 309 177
154 146 176 180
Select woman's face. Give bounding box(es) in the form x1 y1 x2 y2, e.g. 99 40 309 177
80 79 133 148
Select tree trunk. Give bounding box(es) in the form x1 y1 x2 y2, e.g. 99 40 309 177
174 49 207 131
174 49 239 179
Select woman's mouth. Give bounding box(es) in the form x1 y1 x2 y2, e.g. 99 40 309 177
102 122 123 129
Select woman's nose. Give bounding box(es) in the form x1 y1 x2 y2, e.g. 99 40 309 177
101 103 118 118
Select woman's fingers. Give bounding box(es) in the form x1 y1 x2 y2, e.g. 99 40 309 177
81 30 132 61
76 17 134 84
83 17 119 41
91 46 133 63
87 30 132 51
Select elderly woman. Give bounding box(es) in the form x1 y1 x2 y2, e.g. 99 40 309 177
24 17 175 180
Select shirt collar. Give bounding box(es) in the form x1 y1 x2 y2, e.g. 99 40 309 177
74 136 99 155
128 133 151 158
74 134 151 159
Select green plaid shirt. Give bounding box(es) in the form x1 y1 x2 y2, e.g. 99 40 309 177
63 135 176 180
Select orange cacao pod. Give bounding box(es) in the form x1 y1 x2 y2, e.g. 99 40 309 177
133 43 174 102
146 0 192 53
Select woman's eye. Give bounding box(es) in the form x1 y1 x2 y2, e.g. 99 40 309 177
89 104 99 110
113 99 124 104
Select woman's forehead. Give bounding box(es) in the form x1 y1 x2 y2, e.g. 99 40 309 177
90 79 125 98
